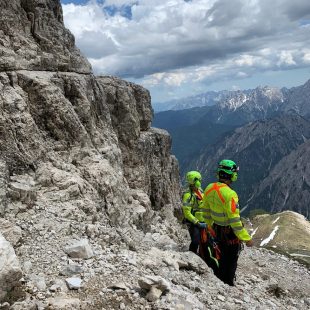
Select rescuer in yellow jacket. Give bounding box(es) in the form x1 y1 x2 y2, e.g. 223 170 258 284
201 159 253 286
182 171 207 254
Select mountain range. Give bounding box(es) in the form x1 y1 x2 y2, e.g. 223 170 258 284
191 113 310 217
153 90 232 112
153 80 310 117
153 79 310 218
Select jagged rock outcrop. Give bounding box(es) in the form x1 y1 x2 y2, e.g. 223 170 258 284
0 0 182 306
0 233 23 301
0 218 22 246
96 76 180 212
0 0 91 73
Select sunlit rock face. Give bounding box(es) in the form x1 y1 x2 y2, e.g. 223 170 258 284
0 0 182 305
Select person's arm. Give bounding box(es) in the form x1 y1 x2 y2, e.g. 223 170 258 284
182 192 199 224
225 193 252 241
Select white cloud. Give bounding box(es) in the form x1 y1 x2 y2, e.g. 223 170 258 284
163 73 187 86
235 55 256 66
193 66 217 82
62 0 310 101
277 51 296 66
303 50 310 63
104 0 137 6
142 71 186 87
237 71 248 78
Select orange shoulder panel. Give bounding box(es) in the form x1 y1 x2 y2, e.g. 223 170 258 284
231 198 237 213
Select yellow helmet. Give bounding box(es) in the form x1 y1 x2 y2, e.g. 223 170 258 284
186 171 202 188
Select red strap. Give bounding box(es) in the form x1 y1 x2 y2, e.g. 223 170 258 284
199 229 208 259
208 226 216 238
194 189 203 200
205 183 227 203
200 228 208 243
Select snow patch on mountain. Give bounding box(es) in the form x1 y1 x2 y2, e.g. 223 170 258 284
260 225 279 246
251 227 258 237
272 217 280 224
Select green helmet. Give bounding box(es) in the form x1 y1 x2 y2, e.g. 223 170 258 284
217 159 239 181
186 171 202 188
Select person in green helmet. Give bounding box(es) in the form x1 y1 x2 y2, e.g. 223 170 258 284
182 171 207 254
201 159 253 286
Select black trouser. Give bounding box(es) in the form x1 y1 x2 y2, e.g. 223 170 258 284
212 224 241 286
188 223 201 254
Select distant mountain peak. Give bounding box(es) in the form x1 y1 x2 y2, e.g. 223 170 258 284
219 92 247 110
153 80 309 113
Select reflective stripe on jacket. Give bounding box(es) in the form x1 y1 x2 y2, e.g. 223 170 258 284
201 182 251 241
182 188 206 224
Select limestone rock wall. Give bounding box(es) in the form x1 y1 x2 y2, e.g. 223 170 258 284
0 0 91 73
0 69 181 228
0 233 22 302
97 76 181 211
0 1 182 303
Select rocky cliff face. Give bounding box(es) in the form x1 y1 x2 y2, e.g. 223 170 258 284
0 0 182 305
1 1 310 309
0 0 91 73
251 140 310 218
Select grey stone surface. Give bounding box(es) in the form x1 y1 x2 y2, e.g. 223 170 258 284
29 274 46 291
46 297 81 309
65 277 82 290
59 264 83 276
0 219 22 246
0 0 91 73
0 233 22 302
146 286 163 302
64 239 94 259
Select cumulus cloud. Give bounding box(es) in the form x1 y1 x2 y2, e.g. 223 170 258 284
303 50 310 63
104 0 137 6
277 51 296 66
62 0 310 100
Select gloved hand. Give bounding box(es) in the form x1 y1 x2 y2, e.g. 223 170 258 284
197 222 207 229
245 239 254 247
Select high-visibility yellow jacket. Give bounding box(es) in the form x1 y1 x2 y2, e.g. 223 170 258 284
182 188 206 224
201 182 251 241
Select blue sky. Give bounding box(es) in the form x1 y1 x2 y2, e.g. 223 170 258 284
61 0 310 103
